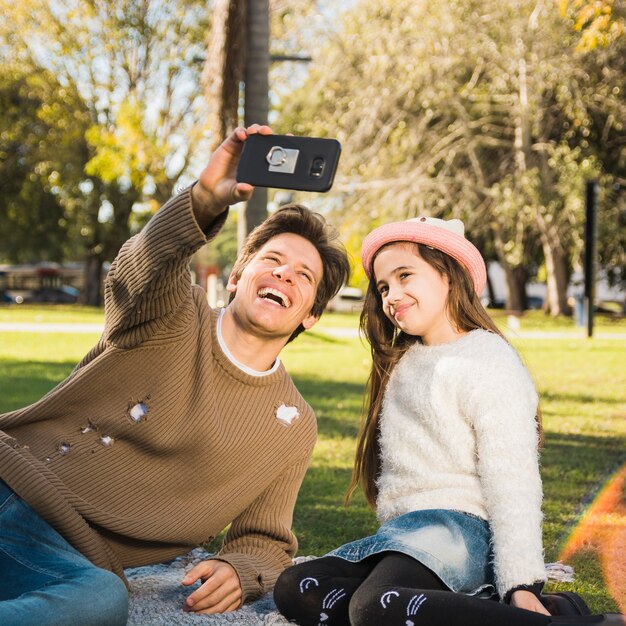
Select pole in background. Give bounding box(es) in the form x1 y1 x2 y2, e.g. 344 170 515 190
240 0 270 247
584 180 598 338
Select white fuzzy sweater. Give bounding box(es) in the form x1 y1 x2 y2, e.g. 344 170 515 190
376 329 546 598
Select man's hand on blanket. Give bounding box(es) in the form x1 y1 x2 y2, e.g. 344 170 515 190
181 559 242 614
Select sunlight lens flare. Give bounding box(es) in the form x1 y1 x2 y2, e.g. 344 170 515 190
559 464 626 612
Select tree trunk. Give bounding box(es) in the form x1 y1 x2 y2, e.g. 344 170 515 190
82 252 104 306
491 220 529 313
536 207 571 315
241 0 270 243
80 183 138 306
540 226 572 316
503 265 528 313
81 185 105 306
105 185 138 261
485 268 496 306
203 0 246 148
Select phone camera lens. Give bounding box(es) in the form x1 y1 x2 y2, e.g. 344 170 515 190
310 157 325 177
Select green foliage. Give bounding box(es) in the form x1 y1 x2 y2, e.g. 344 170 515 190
560 0 626 50
0 0 215 301
0 64 91 263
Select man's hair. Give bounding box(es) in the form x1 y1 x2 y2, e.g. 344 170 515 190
230 204 350 342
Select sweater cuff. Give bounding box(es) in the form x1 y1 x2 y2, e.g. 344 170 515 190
188 181 230 236
213 551 285 604
503 581 545 604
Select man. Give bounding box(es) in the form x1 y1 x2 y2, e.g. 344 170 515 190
0 125 350 625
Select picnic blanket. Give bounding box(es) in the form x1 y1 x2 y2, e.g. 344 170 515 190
126 549 302 625
126 549 575 625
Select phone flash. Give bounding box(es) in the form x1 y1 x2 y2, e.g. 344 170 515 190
266 146 299 174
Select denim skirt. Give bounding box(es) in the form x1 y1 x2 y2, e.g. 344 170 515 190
326 509 496 596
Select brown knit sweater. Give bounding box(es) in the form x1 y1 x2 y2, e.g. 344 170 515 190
0 188 317 603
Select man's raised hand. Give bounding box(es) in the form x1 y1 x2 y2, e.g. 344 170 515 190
191 125 273 228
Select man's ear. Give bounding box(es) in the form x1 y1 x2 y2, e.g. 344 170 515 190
301 313 319 330
226 269 239 294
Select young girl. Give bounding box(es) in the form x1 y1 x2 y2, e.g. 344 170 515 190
273 217 625 626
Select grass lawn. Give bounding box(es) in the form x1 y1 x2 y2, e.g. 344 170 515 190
1 304 625 612
0 303 105 324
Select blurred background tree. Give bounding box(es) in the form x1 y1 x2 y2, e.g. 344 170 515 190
0 0 212 303
0 0 624 313
0 63 90 263
560 0 625 50
277 0 626 314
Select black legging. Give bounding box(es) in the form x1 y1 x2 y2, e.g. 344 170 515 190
274 552 565 626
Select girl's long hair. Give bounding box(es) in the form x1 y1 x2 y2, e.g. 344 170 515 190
345 242 542 509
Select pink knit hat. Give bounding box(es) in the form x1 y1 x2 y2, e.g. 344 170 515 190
361 216 487 294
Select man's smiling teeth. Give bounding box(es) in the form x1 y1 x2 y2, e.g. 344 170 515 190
258 287 291 308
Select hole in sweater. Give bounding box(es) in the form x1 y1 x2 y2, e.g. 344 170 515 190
80 420 97 434
99 435 115 447
128 401 149 423
58 442 71 456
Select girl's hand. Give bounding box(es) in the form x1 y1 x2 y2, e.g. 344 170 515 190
181 559 242 614
510 589 550 615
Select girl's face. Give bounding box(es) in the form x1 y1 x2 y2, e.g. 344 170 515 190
373 242 463 345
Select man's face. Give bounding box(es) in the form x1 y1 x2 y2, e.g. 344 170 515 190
227 232 323 339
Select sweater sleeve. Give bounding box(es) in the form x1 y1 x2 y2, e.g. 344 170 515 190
102 186 227 347
465 336 546 599
215 455 312 604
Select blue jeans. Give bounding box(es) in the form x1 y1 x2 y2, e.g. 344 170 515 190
0 480 128 626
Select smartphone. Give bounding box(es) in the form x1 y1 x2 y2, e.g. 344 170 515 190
236 134 341 193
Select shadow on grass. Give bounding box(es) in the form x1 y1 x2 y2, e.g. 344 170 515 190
302 330 348 344
542 431 626 490
293 463 378 555
528 431 626 560
541 391 626 406
291 375 365 439
0 360 76 413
